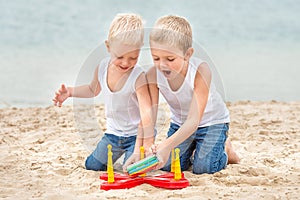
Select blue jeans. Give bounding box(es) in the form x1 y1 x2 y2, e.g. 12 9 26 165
161 122 228 174
85 133 136 171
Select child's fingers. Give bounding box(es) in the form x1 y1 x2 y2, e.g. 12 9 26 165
143 146 153 156
123 154 141 172
123 162 131 173
53 97 63 107
53 85 67 107
61 84 67 91
52 96 60 106
154 162 164 170
52 99 57 105
59 85 67 93
122 164 130 173
154 163 162 170
154 153 164 169
145 149 153 157
123 157 134 172
150 144 158 154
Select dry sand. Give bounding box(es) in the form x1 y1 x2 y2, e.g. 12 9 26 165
0 101 299 199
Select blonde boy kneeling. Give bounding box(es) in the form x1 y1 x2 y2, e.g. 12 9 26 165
53 13 154 171
147 15 239 174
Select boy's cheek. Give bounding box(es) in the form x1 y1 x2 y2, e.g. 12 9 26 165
111 60 121 66
131 60 139 66
154 62 160 68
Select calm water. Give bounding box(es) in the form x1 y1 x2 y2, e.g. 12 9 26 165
1 0 299 107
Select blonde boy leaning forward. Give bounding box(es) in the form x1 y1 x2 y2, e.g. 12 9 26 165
53 13 154 171
146 15 240 174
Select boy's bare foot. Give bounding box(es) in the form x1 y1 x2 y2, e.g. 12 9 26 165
225 139 240 164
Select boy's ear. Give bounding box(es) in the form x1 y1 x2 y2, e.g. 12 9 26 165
105 40 110 52
184 47 194 60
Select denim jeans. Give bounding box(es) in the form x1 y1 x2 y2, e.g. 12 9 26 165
85 133 136 171
161 122 228 174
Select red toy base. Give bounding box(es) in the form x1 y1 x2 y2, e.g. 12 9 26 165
100 172 189 190
100 173 129 181
100 178 144 190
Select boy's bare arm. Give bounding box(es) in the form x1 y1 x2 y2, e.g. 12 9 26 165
146 67 159 128
135 72 155 152
163 62 211 148
53 66 101 107
69 66 101 98
155 63 211 168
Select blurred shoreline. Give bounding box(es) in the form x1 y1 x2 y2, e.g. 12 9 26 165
1 1 300 107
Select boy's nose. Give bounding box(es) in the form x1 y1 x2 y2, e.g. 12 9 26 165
121 59 130 67
159 61 168 69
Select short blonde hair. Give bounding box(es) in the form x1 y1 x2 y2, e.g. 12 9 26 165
150 15 192 53
108 13 144 46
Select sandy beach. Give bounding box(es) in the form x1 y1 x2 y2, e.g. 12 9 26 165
0 101 299 200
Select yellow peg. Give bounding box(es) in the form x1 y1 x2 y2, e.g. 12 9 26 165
140 146 146 177
171 149 175 173
107 144 114 183
140 146 145 160
174 148 182 180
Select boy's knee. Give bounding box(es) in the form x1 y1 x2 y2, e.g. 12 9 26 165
193 160 215 174
85 155 106 171
193 156 227 174
192 162 215 174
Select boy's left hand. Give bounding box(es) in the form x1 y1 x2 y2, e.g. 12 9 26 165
122 152 141 173
122 143 156 173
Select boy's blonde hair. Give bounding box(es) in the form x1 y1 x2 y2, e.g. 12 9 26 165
108 13 144 46
150 15 192 53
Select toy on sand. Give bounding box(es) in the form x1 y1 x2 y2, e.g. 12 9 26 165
126 155 159 177
100 145 189 190
106 144 114 183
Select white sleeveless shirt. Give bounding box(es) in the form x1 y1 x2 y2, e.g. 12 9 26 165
98 57 144 136
157 57 230 127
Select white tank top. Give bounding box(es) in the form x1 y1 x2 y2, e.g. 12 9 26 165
157 57 230 127
98 57 144 136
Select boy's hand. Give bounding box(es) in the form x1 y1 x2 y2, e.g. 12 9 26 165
143 143 158 157
122 151 141 173
142 133 155 155
143 142 156 157
154 144 172 170
122 143 156 173
53 84 71 107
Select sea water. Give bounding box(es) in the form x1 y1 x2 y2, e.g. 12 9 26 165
0 0 299 107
